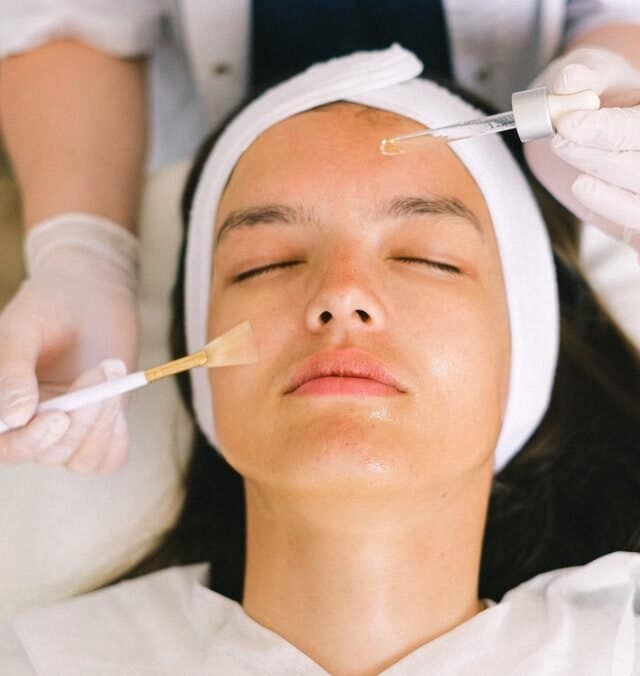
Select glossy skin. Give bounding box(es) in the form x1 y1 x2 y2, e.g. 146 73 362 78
205 103 511 674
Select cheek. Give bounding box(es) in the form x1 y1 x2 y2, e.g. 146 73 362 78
411 289 510 440
205 281 298 460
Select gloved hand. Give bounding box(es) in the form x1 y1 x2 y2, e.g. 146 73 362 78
0 213 139 473
524 47 640 256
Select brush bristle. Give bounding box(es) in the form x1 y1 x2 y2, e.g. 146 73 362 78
204 320 258 367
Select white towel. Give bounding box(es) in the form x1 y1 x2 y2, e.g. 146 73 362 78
185 45 558 472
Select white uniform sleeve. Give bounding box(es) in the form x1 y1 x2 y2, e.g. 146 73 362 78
565 0 640 45
0 622 35 675
0 1 165 59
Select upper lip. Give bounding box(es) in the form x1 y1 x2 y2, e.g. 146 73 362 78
285 348 407 394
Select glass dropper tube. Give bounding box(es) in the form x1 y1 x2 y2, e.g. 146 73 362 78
380 110 516 155
380 87 601 155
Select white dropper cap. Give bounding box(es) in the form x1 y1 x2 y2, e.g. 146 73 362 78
511 86 601 143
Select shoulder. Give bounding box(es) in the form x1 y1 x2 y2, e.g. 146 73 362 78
507 551 640 600
496 552 640 672
4 564 215 675
14 562 212 630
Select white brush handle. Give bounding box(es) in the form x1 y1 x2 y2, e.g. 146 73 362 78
0 371 148 434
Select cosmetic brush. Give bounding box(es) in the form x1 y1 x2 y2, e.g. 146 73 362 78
0 320 258 434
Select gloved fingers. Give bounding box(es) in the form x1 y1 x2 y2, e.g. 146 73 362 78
556 106 640 151
97 411 129 474
0 410 71 464
42 359 128 473
63 395 123 474
551 47 640 102
572 175 640 234
551 136 640 194
553 62 604 95
0 323 42 428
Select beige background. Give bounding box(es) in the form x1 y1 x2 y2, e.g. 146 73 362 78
0 147 24 309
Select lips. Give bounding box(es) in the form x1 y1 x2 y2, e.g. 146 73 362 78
285 348 406 394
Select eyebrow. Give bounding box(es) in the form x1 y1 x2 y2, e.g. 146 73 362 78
377 196 483 237
215 204 307 250
214 194 483 249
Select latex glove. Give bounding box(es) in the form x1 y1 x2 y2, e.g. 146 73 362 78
524 47 640 256
0 214 139 473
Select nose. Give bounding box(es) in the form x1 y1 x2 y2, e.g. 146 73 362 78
304 254 385 336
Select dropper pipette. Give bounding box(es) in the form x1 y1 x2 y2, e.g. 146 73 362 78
380 87 600 155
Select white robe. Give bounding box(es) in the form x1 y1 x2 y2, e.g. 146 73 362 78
1 551 639 675
2 1 639 171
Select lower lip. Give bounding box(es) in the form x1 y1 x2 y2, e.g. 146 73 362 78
291 376 400 396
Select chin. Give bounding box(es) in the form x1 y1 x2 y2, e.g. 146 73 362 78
261 418 415 495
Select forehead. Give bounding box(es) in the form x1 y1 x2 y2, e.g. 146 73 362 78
216 103 493 235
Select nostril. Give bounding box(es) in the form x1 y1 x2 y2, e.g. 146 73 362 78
317 309 372 325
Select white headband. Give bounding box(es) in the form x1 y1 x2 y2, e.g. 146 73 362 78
185 45 559 473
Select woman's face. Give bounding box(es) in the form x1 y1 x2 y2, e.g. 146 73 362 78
207 103 510 496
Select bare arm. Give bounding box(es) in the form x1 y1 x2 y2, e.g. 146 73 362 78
567 22 640 71
0 39 147 232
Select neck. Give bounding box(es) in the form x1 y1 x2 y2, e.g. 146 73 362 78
242 468 492 676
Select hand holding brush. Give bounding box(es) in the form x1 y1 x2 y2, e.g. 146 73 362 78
0 321 257 470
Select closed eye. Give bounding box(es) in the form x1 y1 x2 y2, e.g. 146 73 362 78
233 257 461 283
394 257 461 275
233 261 301 282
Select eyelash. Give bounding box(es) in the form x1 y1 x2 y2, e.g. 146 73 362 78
233 257 461 282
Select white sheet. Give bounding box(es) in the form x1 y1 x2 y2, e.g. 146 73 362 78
2 551 639 674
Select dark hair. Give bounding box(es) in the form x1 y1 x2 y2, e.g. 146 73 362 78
117 80 640 603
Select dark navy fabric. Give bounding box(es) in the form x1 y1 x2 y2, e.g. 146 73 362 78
251 1 452 90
